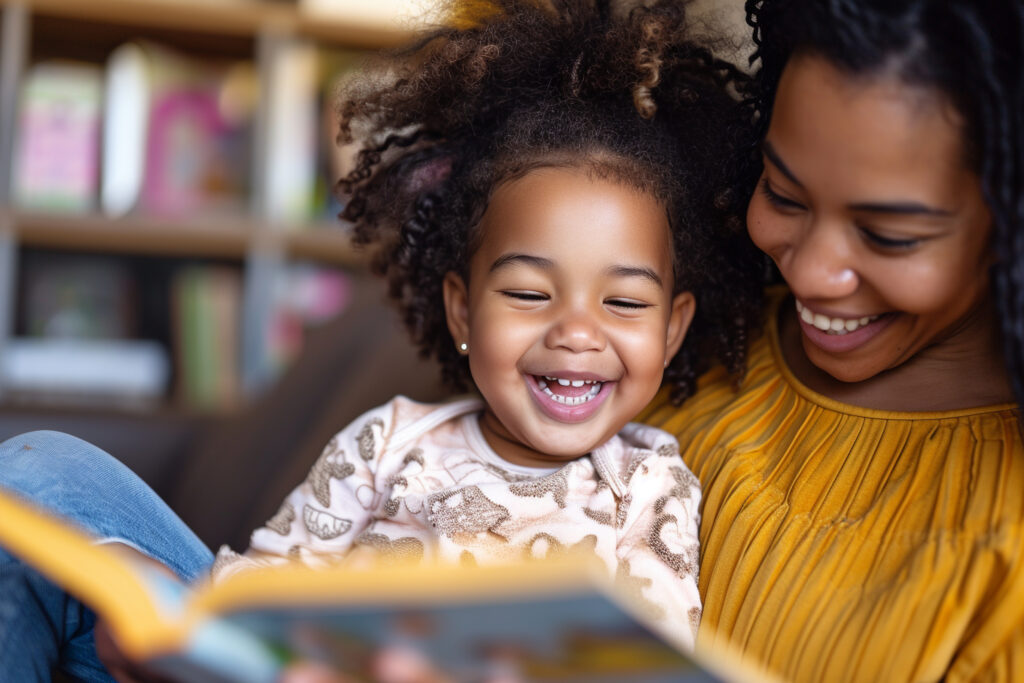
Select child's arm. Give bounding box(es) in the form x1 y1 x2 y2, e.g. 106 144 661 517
614 449 702 652
213 400 401 580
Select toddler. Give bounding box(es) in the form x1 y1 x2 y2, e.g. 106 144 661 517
214 0 762 652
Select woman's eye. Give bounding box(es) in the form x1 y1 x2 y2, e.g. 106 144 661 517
606 299 650 310
500 290 548 301
858 227 920 250
760 179 805 211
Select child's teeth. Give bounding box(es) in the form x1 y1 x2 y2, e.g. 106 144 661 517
538 378 603 406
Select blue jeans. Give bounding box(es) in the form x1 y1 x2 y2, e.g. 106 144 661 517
0 431 213 682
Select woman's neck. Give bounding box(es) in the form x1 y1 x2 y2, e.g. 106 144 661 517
778 297 1015 412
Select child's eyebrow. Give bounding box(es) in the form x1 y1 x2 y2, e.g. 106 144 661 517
489 253 553 272
490 253 663 287
606 265 663 288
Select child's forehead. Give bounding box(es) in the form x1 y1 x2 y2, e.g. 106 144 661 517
490 157 669 209
472 166 674 264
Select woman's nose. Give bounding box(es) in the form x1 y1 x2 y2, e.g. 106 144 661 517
780 222 859 300
544 308 607 353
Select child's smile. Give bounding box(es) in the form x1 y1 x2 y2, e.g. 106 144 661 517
528 373 612 422
443 166 694 468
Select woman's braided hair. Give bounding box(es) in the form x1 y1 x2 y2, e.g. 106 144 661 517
339 0 764 404
746 0 1024 407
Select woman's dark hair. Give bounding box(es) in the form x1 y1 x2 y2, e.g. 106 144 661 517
339 0 764 404
746 0 1024 406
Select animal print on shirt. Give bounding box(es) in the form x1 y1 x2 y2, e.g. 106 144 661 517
621 454 648 486
402 448 424 467
428 486 510 538
616 558 666 621
508 468 569 508
583 507 614 526
616 493 632 529
480 461 534 483
355 532 424 564
303 504 353 540
307 448 355 507
521 533 598 561
648 511 699 578
357 417 385 461
265 502 295 535
670 466 699 501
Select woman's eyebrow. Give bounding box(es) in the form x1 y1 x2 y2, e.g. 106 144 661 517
848 200 952 217
764 140 952 217
762 140 802 187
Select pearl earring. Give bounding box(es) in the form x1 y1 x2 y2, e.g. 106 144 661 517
459 343 468 353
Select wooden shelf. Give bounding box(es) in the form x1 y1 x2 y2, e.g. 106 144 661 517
13 210 252 259
279 222 363 265
1 0 416 48
10 210 364 265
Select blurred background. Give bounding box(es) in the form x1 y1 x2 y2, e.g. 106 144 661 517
0 0 747 550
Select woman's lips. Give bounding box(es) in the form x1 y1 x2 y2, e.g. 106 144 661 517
795 300 897 354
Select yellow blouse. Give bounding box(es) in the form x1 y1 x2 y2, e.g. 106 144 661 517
643 291 1024 682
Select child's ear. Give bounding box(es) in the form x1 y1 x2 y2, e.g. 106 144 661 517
664 291 696 365
443 271 470 349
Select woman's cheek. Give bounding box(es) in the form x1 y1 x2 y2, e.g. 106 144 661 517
745 196 782 259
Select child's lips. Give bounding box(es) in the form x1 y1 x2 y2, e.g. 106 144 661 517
535 375 604 403
527 374 613 423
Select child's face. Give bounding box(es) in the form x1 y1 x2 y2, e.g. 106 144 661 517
443 167 694 468
747 55 993 384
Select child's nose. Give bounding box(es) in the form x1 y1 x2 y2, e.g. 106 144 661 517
544 309 607 353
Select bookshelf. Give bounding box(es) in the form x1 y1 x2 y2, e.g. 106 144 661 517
0 0 413 414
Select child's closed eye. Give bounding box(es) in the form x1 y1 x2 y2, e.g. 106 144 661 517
500 290 549 302
606 299 651 310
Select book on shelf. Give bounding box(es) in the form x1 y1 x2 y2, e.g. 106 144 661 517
13 60 104 211
265 264 352 374
19 252 136 339
171 265 243 410
0 486 775 683
263 42 366 226
299 0 445 30
0 338 170 405
4 252 170 403
101 40 258 218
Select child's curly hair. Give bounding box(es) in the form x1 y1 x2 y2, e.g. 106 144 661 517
338 0 764 404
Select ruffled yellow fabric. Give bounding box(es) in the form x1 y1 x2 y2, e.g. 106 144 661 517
643 289 1024 682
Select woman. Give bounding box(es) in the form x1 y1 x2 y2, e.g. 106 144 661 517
644 0 1024 681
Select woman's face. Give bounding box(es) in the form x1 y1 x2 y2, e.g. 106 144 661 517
747 54 993 384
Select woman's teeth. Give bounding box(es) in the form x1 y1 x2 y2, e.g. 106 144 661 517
796 300 880 335
536 376 603 406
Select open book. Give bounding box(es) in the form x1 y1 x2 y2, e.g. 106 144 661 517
0 486 772 683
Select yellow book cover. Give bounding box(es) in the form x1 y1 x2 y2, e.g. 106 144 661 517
0 486 772 683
